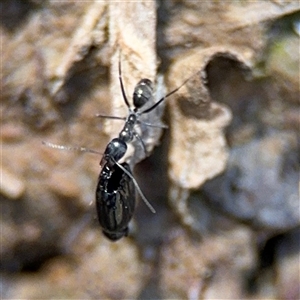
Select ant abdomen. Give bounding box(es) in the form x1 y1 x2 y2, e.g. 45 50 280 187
96 162 135 241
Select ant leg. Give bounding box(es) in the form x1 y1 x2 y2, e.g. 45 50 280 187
133 131 148 156
96 114 167 128
118 51 131 108
137 119 168 129
113 159 156 213
95 114 126 121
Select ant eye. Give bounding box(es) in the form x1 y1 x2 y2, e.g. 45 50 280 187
133 79 153 108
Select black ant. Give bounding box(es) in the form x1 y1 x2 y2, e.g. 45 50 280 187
44 54 191 241
95 56 192 241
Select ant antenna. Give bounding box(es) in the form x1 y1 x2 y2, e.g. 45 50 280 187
96 114 168 129
140 75 193 114
42 141 101 155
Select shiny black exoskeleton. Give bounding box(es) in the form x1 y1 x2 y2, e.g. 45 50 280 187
96 137 136 241
96 55 191 241
96 161 135 241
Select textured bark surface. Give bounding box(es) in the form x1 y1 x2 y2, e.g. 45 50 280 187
1 1 299 299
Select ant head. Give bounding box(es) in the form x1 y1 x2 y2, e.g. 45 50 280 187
133 79 153 110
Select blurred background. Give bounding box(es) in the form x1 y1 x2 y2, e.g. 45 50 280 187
1 1 299 299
